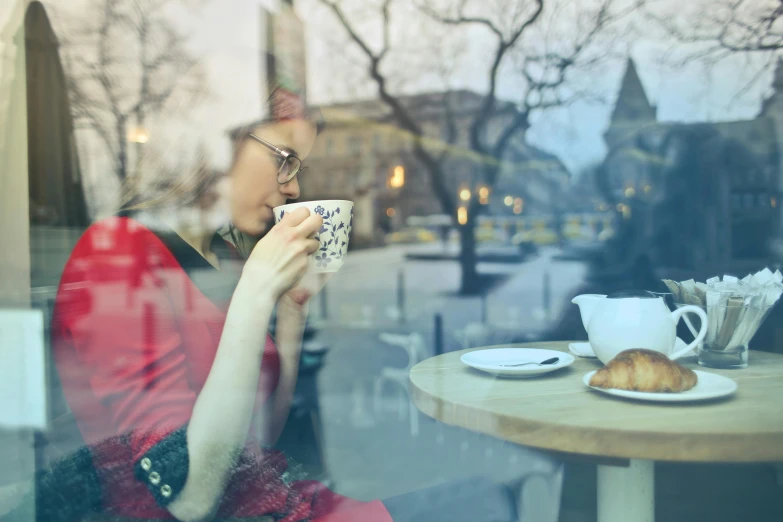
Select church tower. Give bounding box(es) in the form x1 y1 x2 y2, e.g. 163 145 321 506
604 58 657 150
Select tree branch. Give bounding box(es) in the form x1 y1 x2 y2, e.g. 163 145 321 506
436 90 459 164
321 1 382 63
68 76 118 161
651 0 783 55
60 0 206 184
479 0 542 153
96 0 124 123
380 0 392 59
492 109 529 162
319 0 455 216
419 0 504 40
419 0 543 154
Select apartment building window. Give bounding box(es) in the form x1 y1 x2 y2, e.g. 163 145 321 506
390 132 402 151
347 135 362 156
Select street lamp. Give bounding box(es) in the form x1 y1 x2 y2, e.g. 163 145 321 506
478 186 489 205
389 165 405 188
457 206 468 225
127 126 150 144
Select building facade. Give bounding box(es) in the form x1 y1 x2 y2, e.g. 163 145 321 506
600 58 783 273
295 90 571 244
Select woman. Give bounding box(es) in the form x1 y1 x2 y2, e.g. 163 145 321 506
38 110 529 522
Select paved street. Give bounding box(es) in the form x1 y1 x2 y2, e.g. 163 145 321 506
301 244 783 522
301 243 589 506
313 244 588 335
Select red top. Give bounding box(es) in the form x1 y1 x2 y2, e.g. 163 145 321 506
51 216 391 522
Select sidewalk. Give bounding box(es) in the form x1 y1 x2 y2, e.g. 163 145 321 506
308 245 590 505
314 244 588 342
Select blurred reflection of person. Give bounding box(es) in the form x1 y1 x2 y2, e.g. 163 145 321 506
20 106 538 522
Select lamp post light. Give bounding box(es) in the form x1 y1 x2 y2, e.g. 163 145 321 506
127 126 149 144
457 206 468 225
127 125 149 175
389 165 405 188
478 186 490 205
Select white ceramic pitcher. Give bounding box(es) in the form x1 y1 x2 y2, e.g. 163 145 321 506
571 290 708 364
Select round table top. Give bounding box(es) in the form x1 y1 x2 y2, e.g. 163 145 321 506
409 342 783 463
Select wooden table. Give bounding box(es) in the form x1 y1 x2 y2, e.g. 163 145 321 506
409 342 783 522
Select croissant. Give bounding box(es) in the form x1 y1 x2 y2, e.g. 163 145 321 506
589 349 698 393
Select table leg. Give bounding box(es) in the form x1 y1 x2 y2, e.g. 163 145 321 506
597 459 654 522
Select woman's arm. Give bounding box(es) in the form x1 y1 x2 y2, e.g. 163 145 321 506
261 300 309 446
262 273 330 445
165 209 322 522
166 281 275 522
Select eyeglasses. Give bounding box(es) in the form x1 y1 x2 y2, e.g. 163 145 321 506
248 133 303 184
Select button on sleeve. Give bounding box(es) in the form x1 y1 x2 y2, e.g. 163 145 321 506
133 425 189 507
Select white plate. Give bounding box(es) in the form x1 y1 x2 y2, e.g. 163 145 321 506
583 370 737 402
569 338 695 359
461 348 575 378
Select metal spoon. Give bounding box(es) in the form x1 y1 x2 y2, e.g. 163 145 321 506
501 356 560 367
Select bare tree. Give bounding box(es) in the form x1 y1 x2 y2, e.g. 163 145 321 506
60 0 207 183
650 0 783 91
311 0 638 293
654 0 783 55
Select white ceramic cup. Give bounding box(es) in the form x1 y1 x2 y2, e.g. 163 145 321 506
273 200 354 273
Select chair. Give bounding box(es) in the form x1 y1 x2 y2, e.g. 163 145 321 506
372 332 426 436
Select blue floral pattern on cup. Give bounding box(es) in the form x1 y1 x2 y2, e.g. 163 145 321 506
276 203 353 263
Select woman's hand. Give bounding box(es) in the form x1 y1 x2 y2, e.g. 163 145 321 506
241 208 322 301
281 271 332 309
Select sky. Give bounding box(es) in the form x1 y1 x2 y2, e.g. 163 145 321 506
301 0 775 174
23 0 779 181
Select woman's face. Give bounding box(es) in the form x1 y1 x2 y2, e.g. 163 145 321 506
228 119 317 237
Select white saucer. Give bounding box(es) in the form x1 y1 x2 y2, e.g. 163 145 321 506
569 338 695 359
461 348 575 378
583 370 737 402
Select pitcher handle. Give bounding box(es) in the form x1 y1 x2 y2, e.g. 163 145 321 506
681 314 700 340
670 306 708 360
